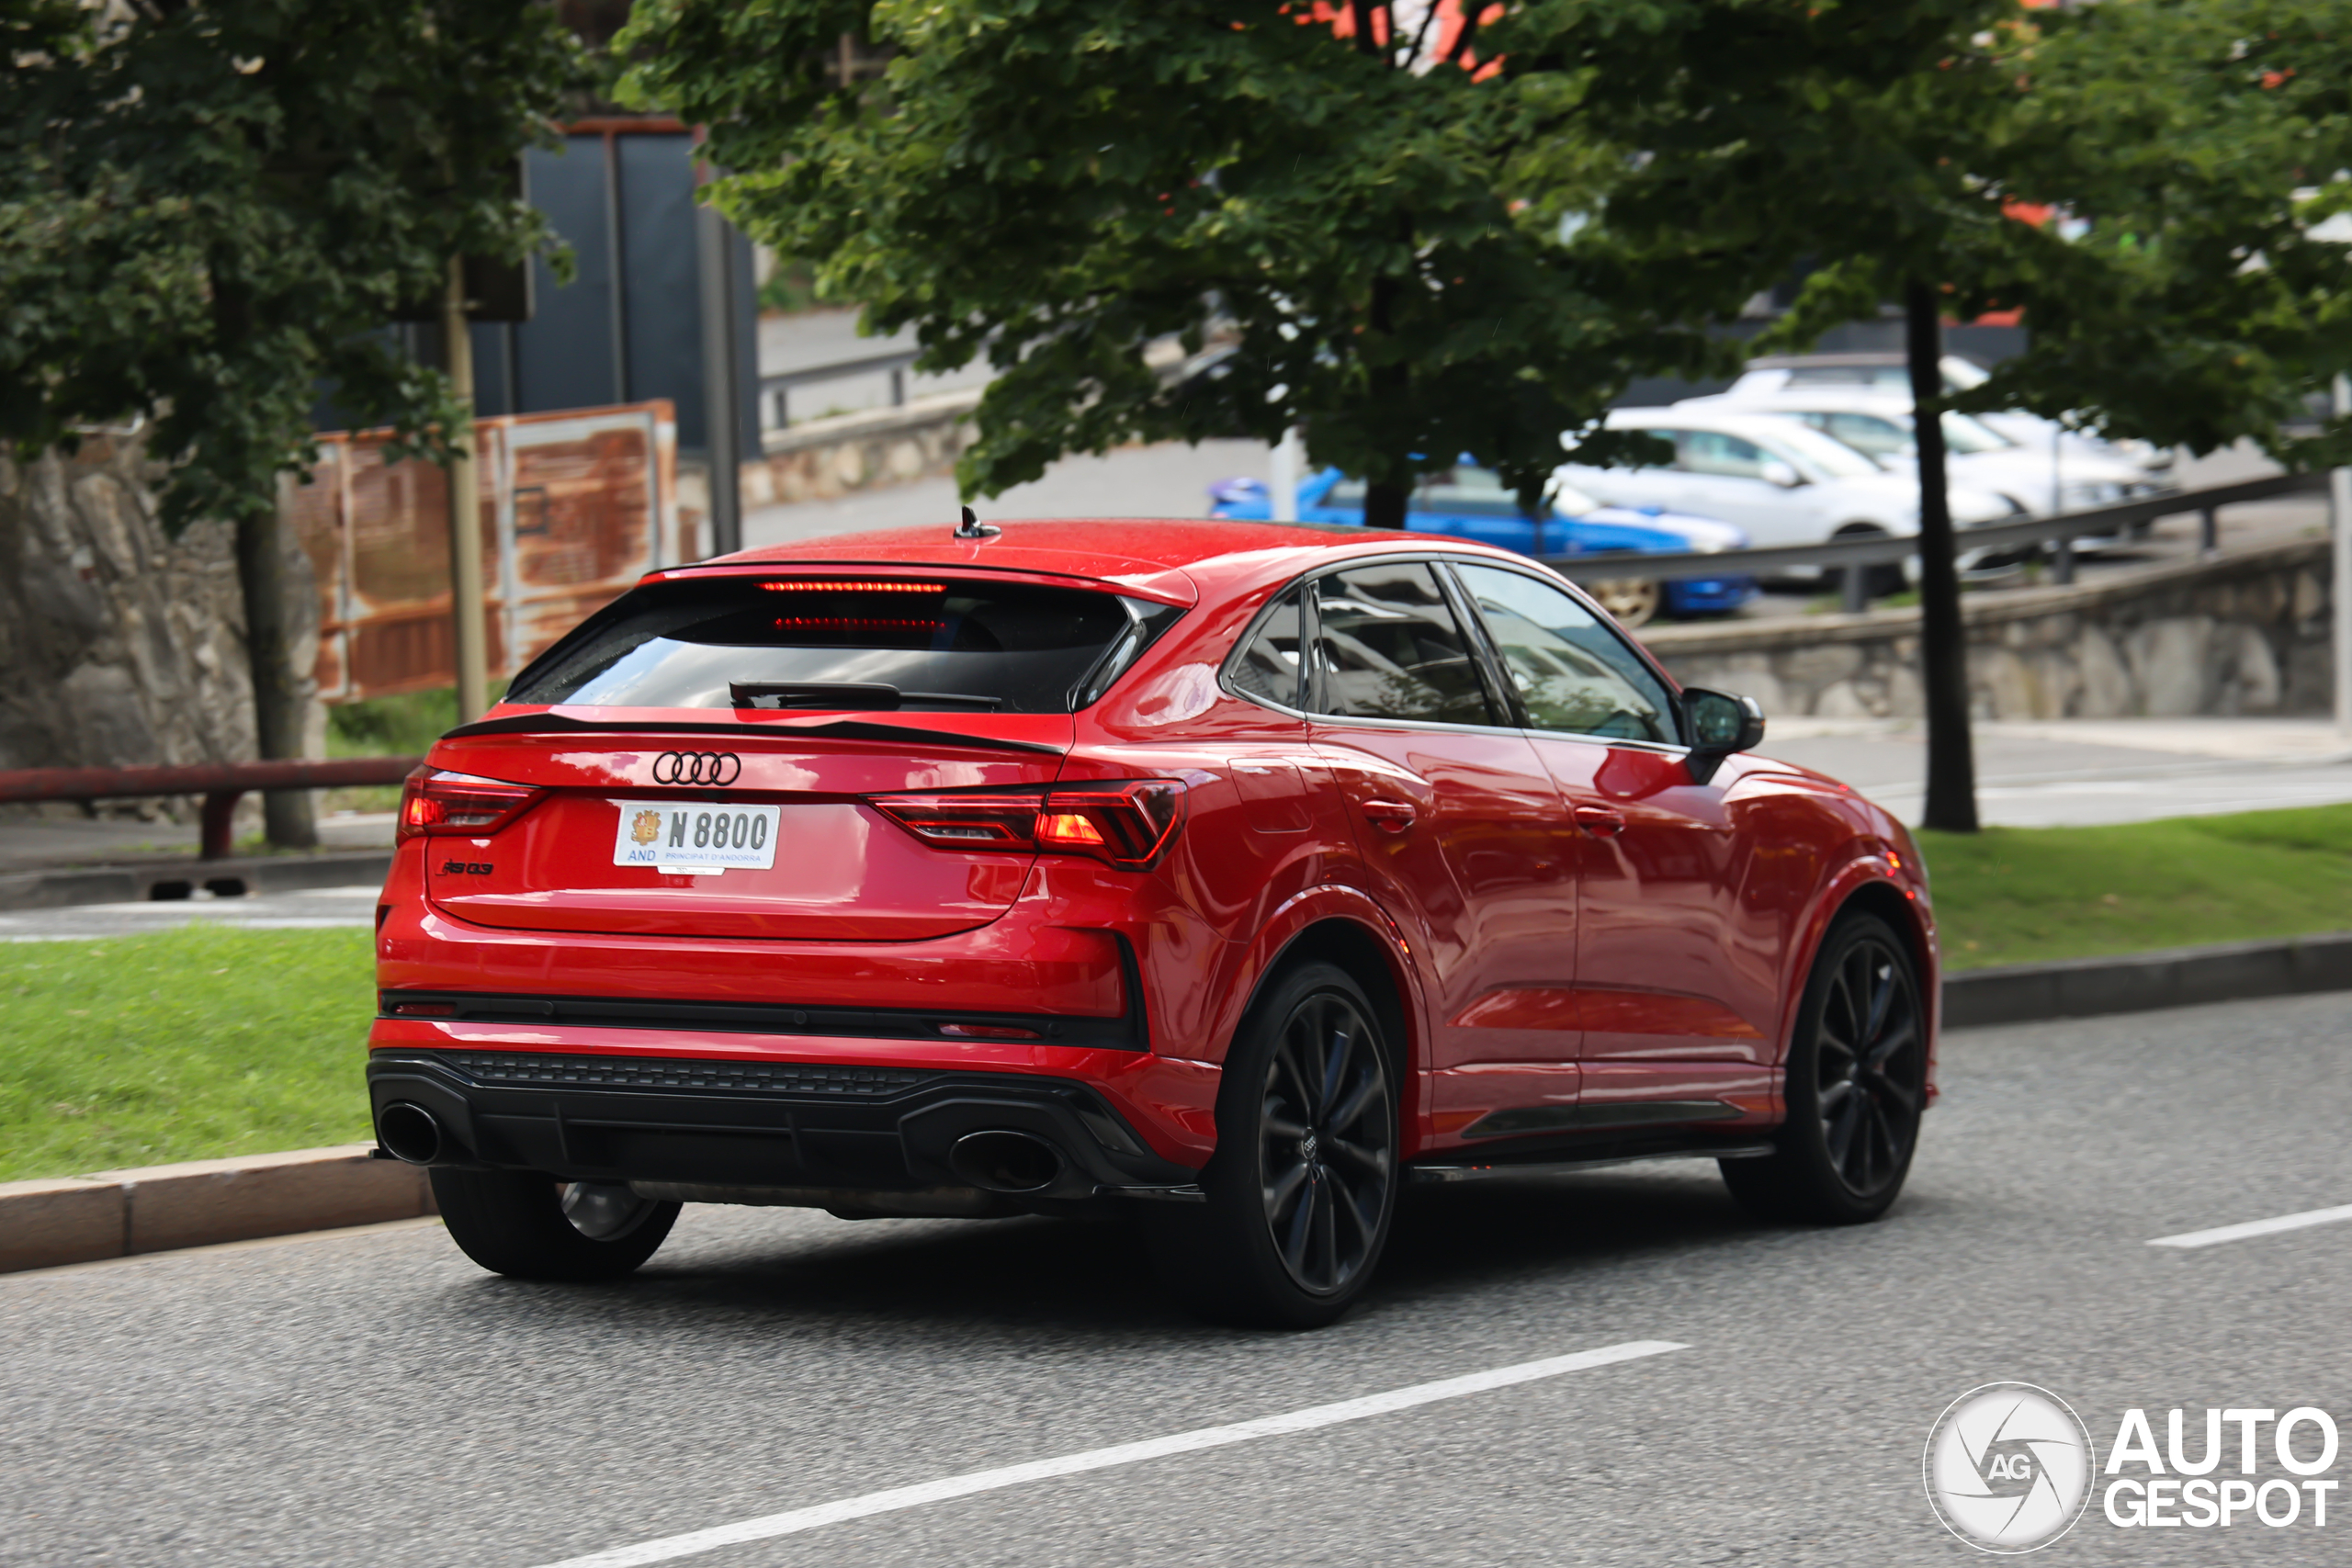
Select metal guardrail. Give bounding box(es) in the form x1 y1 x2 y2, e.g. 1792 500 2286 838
0 757 424 859
757 348 922 429
1539 472 2330 612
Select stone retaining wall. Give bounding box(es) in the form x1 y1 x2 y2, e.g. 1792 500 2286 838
1638 537 2335 719
739 389 979 509
0 434 308 773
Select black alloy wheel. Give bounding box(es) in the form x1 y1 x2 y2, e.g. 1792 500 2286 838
1812 934 1926 1197
1722 911 1926 1224
1257 987 1396 1296
1147 961 1399 1328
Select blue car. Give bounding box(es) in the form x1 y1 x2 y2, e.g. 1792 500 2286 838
1207 460 1757 626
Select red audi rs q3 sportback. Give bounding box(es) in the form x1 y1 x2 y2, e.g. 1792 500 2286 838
370 519 1936 1327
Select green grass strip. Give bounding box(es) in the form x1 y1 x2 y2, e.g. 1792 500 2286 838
0 925 376 1181
1922 802 2352 970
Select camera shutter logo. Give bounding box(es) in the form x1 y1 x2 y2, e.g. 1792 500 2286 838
651 751 741 786
1924 1383 2097 1552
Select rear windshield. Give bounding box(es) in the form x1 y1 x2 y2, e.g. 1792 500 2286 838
506 575 1182 714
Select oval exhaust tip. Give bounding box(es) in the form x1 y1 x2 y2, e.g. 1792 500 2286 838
377 1102 442 1165
948 1129 1065 1194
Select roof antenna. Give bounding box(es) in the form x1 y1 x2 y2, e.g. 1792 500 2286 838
954 504 1000 540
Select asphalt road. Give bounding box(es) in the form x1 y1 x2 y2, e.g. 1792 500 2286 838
6 993 2350 1565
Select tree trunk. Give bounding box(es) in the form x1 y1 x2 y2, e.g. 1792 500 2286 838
233 506 318 848
1363 479 1410 530
1906 280 1978 834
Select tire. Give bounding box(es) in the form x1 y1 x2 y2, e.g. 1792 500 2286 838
1147 962 1400 1328
1588 577 1662 628
1722 911 1928 1224
430 1169 681 1281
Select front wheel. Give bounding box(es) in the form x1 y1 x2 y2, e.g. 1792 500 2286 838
431 1170 681 1281
1722 912 1927 1224
1148 962 1399 1328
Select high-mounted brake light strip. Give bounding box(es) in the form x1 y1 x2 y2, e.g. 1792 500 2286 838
760 581 945 592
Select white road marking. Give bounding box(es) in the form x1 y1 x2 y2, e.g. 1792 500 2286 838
526 1339 1689 1568
2148 1202 2352 1249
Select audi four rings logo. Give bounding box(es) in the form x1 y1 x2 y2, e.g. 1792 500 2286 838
651 750 741 786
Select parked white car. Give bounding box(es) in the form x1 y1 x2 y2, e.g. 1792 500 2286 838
1558 407 2019 581
1724 353 2176 482
1675 387 2175 518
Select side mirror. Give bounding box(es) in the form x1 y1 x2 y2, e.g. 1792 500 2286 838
1682 687 1766 785
1758 458 1803 488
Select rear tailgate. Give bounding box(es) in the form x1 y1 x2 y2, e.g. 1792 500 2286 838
420 715 1071 941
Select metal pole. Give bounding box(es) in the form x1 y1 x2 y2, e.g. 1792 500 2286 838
1272 426 1303 523
2334 374 2352 734
695 201 745 558
443 257 489 725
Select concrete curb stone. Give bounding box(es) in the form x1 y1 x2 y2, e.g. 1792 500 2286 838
1 1145 434 1275
1942 930 2352 1028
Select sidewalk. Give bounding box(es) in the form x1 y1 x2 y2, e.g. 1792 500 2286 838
0 808 395 876
1762 716 2352 828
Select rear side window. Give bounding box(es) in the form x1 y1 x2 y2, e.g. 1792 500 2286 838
1227 589 1306 709
506 576 1182 714
1309 563 1493 726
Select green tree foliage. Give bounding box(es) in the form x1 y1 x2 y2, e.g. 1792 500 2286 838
1 0 585 533
1985 0 2352 467
616 0 1751 526
2 0 582 840
1544 0 2352 831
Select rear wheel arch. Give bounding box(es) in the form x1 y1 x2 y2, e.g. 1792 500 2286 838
1242 918 1417 1080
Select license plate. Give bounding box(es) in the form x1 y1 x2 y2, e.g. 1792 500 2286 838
610 800 780 874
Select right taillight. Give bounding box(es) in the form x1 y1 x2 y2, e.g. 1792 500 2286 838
397 767 544 842
867 780 1185 870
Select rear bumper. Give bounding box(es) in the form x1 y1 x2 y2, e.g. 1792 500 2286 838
366 1047 1202 1204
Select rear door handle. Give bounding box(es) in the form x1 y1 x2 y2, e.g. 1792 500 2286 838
1361 799 1419 834
1574 805 1626 838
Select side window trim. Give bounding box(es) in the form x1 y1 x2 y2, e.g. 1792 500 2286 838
1446 558 1692 750
1433 559 1526 729
1219 581 1310 716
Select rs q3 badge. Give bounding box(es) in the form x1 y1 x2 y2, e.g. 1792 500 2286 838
629 809 662 846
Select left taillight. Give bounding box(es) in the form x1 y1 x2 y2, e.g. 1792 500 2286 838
867 779 1186 870
397 767 544 843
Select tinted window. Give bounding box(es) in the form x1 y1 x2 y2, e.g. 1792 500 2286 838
1227 589 1306 708
507 576 1180 714
1811 412 1908 460
1310 563 1492 726
1679 429 1768 479
1452 563 1677 744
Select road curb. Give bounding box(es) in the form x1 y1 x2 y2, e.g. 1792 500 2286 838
0 851 390 911
0 1145 435 1275
1942 931 2352 1029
